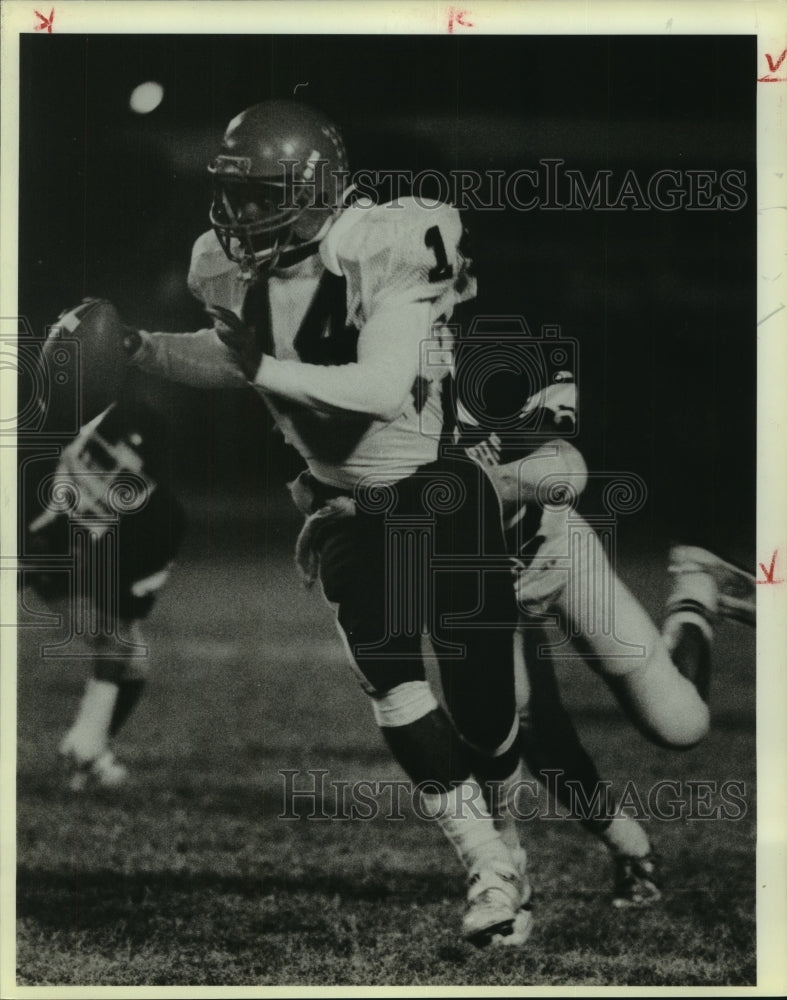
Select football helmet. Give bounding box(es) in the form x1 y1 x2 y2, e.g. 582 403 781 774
208 100 349 276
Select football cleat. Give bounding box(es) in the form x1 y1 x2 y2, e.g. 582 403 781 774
666 544 755 630
462 856 534 948
91 749 129 788
611 853 662 909
60 744 129 792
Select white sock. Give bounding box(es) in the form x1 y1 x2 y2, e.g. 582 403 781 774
421 779 511 872
60 678 118 763
600 815 652 858
485 760 527 856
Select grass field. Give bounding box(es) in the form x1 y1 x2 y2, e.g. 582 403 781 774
15 496 757 988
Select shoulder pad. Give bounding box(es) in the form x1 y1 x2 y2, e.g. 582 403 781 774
320 198 475 325
187 229 237 302
319 199 376 275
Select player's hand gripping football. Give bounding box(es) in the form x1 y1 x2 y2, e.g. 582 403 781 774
205 304 263 380
54 298 142 355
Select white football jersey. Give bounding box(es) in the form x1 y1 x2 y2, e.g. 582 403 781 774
187 198 476 489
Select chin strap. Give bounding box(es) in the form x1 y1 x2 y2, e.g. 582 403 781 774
271 241 322 271
236 185 357 279
271 184 359 273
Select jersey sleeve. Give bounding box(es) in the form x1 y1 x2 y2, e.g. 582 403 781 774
130 231 250 388
130 329 250 388
187 229 246 315
322 198 477 328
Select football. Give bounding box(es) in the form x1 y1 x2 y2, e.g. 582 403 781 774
41 298 131 429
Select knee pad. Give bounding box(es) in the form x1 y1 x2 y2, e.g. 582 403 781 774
529 439 588 503
370 680 438 728
509 446 589 615
487 439 588 526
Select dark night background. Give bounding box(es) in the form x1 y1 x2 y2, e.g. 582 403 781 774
18 34 756 560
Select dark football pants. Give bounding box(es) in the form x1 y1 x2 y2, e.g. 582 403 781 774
317 454 519 754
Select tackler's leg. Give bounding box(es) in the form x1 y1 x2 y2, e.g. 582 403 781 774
499 460 663 902
59 548 175 791
663 543 756 673
59 618 150 791
558 515 710 750
515 623 661 907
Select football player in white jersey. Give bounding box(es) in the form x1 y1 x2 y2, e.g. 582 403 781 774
457 346 755 905
113 100 534 948
91 99 754 937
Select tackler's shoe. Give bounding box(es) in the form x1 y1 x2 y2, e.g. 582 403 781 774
665 545 755 633
462 853 534 948
89 749 129 788
611 853 662 909
60 733 128 792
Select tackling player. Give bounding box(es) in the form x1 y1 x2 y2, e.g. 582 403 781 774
24 357 185 790
101 101 535 948
457 345 755 906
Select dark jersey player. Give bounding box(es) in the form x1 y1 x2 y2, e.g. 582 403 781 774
455 318 755 906
24 376 185 790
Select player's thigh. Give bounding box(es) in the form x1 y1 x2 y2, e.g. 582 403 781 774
556 513 661 675
319 516 425 694
431 464 519 750
556 516 709 747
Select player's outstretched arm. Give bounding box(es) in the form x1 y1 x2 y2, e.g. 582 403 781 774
59 295 254 390
128 323 251 389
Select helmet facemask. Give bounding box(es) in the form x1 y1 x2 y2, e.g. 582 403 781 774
209 177 310 275
208 103 349 277
209 157 346 277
